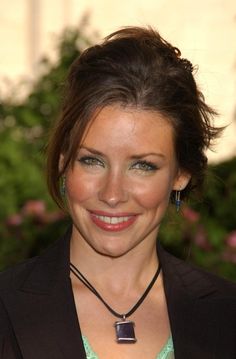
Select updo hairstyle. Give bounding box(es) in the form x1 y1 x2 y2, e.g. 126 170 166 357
46 26 221 209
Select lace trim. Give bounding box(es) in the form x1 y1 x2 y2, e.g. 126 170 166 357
82 335 98 359
82 335 174 359
157 336 174 359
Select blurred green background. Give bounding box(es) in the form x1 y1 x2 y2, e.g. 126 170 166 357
0 26 235 281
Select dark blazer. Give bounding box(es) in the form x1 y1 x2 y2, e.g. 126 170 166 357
0 229 235 358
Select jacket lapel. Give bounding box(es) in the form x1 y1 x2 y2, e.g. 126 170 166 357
5 231 228 358
158 243 221 359
6 229 87 359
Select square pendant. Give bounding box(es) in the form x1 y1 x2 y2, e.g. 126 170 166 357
114 320 137 343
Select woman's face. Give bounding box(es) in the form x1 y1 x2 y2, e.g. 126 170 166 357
65 105 189 257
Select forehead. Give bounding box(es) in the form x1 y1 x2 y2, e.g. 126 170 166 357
80 105 175 157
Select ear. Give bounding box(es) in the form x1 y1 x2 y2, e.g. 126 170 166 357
172 169 191 191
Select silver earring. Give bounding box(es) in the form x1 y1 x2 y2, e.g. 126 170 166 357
175 190 181 212
60 176 66 196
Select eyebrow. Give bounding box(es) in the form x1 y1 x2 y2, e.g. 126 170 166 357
79 146 104 156
130 153 166 159
79 146 166 159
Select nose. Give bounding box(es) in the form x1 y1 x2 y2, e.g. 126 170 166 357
98 171 129 208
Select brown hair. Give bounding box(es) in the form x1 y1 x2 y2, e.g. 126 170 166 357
46 26 221 209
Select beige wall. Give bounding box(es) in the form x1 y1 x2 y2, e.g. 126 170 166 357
0 0 236 161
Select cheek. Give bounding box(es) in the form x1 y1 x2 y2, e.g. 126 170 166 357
66 171 98 203
132 175 173 209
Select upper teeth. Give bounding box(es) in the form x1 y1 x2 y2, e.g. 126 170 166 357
95 215 130 224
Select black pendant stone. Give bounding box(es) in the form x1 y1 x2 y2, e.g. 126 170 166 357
114 320 137 343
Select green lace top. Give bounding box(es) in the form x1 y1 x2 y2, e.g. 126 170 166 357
82 335 174 359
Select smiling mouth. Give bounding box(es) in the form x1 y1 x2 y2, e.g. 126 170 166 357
89 212 137 231
93 215 131 224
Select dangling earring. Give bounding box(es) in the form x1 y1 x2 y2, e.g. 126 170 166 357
175 190 181 212
60 176 66 196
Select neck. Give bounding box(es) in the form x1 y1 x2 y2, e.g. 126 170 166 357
70 227 160 295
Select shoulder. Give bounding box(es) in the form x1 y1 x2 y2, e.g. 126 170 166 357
159 245 236 353
177 253 236 296
158 243 236 301
196 264 236 295
0 256 39 293
0 229 70 295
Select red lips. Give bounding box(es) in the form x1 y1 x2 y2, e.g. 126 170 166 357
89 211 138 232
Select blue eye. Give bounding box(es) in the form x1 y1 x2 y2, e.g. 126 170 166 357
78 156 105 167
131 160 158 172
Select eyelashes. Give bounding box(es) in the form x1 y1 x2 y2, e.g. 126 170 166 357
78 156 158 172
78 156 105 167
130 160 158 172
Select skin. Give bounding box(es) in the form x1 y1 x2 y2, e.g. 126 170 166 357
63 105 190 358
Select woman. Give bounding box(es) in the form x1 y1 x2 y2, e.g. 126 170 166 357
0 27 235 359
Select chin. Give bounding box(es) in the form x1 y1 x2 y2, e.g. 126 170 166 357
92 241 133 259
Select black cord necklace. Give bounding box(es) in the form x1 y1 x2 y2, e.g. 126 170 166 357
70 261 161 344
